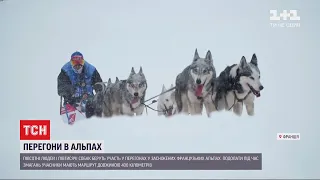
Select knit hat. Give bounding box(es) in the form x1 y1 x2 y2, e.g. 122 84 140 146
71 51 83 59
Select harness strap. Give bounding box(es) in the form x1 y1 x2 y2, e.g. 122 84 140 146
163 104 169 114
141 102 165 113
162 104 174 115
141 87 176 114
226 91 252 111
143 86 176 103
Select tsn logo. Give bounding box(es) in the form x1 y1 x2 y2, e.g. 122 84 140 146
20 120 50 140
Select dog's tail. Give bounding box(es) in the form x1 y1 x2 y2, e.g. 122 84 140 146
95 82 107 93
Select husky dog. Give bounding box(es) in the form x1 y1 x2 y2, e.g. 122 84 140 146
108 67 148 116
213 54 264 116
157 84 176 117
90 77 117 118
175 49 216 116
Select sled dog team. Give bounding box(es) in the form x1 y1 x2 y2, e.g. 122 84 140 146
88 49 264 118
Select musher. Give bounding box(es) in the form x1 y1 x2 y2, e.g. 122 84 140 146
57 51 103 117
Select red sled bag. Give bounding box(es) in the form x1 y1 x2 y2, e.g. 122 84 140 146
60 96 86 125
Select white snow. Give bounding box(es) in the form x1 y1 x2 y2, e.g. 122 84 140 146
0 0 319 179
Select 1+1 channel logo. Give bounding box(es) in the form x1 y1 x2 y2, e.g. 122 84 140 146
270 10 301 28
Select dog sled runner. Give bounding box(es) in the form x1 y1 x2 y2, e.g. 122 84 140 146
59 96 87 125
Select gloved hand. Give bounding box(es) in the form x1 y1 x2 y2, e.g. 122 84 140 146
82 93 88 100
81 93 94 102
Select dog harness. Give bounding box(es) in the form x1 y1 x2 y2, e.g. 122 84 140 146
224 91 252 110
211 65 253 111
225 67 252 110
161 104 174 116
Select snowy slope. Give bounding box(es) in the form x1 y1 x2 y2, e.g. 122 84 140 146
1 0 319 179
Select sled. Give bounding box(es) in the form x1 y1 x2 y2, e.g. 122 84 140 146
60 96 87 125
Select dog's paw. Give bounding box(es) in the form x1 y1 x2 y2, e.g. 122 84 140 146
233 109 242 116
233 102 243 116
247 111 254 116
247 108 254 116
246 103 254 116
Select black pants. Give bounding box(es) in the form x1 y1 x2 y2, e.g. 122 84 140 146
63 95 95 118
63 95 93 106
63 96 82 107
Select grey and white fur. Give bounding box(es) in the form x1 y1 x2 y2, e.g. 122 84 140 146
174 49 216 116
157 84 177 117
92 77 119 118
107 67 148 116
213 54 264 116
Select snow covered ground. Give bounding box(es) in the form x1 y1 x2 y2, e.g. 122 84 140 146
1 0 319 179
